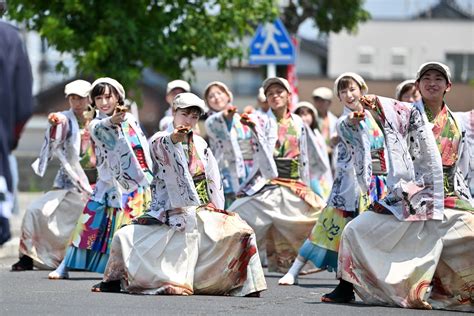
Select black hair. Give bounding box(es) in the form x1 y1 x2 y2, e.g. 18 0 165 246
398 83 416 101
90 83 124 107
294 106 318 130
337 76 362 95
176 106 203 117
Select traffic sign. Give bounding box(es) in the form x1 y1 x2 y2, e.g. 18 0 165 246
249 18 296 65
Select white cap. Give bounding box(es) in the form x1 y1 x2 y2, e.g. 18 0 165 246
64 80 91 98
312 87 333 100
334 72 368 96
416 62 451 83
293 101 318 119
204 81 233 103
166 79 191 94
257 87 266 103
91 77 125 100
395 79 416 100
172 92 207 114
262 77 291 95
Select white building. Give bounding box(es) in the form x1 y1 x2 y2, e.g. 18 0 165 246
328 0 474 82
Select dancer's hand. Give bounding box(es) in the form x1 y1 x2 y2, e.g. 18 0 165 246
48 113 66 126
223 105 238 120
171 125 191 143
348 111 365 126
240 113 256 129
359 94 383 122
110 108 126 125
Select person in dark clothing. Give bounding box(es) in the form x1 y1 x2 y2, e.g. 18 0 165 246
0 2 34 245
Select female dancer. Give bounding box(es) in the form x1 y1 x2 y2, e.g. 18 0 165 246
204 81 265 207
91 92 266 296
279 73 387 285
48 77 152 279
394 79 421 103
293 101 333 199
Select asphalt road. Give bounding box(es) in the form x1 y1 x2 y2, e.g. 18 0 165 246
0 257 462 316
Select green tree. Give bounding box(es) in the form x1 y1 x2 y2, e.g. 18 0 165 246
281 0 370 34
6 1 369 87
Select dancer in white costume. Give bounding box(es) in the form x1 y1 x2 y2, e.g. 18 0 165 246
11 80 94 271
92 93 266 296
324 62 473 312
228 77 325 273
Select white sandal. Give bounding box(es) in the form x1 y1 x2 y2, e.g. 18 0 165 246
48 270 69 280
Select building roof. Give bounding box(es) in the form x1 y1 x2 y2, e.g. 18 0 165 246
299 38 327 59
416 0 473 20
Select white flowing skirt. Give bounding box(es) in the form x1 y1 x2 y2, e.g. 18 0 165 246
338 209 474 311
229 186 321 273
19 189 87 269
103 209 267 296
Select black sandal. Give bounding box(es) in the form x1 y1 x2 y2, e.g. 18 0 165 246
91 280 122 293
321 280 355 303
11 255 34 271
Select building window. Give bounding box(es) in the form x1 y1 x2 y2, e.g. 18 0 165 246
446 53 474 82
392 54 405 65
358 47 374 65
359 53 372 64
391 47 407 66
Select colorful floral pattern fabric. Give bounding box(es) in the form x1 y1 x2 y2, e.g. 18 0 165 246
430 106 472 211
65 119 152 272
305 110 387 270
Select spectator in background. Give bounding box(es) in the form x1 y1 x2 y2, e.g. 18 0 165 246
312 87 337 146
312 87 338 173
395 79 421 103
0 1 33 245
159 79 191 131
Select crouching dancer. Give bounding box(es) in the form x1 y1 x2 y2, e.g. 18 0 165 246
325 62 473 311
92 93 267 296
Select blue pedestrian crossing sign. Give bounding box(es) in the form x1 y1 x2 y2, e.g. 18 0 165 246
249 18 296 65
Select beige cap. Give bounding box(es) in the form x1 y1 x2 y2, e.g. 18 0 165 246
416 62 451 83
262 77 291 95
394 79 416 100
204 81 233 104
293 101 318 118
91 77 125 100
172 92 207 114
64 80 91 98
312 87 333 100
334 72 368 96
166 79 191 94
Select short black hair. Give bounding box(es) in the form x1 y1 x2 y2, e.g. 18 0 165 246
175 106 202 117
90 83 124 107
337 76 362 95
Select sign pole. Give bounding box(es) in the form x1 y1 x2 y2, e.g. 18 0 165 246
267 63 276 78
